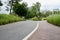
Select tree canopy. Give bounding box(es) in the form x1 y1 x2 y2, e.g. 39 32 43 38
13 2 28 17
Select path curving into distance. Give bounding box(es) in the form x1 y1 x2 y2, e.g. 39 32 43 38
28 21 60 40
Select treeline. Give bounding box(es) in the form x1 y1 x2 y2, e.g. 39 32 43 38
41 9 60 17
0 0 41 19
12 1 41 19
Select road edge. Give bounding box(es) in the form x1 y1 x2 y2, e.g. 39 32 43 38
23 21 40 40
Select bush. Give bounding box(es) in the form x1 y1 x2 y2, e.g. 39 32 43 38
0 14 25 25
47 14 60 26
31 17 42 21
42 18 47 20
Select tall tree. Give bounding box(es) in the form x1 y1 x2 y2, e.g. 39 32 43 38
33 2 41 17
26 2 41 18
13 2 28 17
8 0 22 14
26 6 36 18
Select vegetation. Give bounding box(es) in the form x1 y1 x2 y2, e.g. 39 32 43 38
30 17 42 21
26 2 41 19
47 14 60 26
12 2 42 20
0 0 42 26
0 0 3 6
1 0 60 26
8 0 22 14
13 2 28 18
0 14 25 25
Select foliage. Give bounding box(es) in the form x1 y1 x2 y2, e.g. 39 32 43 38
33 2 41 17
26 2 41 19
13 2 28 17
31 17 42 21
26 7 36 18
0 14 25 25
0 0 3 6
7 0 22 14
41 11 52 17
47 14 60 26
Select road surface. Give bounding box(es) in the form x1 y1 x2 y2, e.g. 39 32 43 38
28 21 60 40
0 21 38 40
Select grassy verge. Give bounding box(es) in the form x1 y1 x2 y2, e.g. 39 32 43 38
47 14 60 26
0 14 25 25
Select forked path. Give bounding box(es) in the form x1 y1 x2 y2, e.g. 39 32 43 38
28 21 60 40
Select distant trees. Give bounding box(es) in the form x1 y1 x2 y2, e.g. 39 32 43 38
41 11 52 17
33 2 41 17
7 1 41 19
12 2 41 19
26 6 36 18
26 2 41 18
53 9 60 14
41 9 60 17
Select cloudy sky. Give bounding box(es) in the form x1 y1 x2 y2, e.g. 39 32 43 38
22 0 60 10
0 0 9 14
0 0 60 13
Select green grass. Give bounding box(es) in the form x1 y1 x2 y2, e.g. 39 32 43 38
47 14 60 26
0 14 25 25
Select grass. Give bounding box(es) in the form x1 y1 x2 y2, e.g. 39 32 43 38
47 14 60 26
0 14 25 25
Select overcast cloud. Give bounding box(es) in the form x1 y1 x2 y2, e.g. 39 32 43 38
22 0 60 10
0 0 60 13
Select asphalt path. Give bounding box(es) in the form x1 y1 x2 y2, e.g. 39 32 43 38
0 21 38 40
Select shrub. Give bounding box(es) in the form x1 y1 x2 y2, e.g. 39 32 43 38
42 18 47 20
0 14 25 25
47 14 60 26
31 17 42 21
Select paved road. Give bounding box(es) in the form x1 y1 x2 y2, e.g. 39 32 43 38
0 21 38 40
28 21 60 40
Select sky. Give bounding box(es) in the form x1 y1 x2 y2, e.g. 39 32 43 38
22 0 60 11
0 0 9 14
0 0 60 13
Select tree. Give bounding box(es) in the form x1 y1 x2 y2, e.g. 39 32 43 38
44 11 52 17
8 0 22 14
53 9 60 14
32 2 41 18
0 0 3 6
0 0 3 11
26 6 36 18
31 6 37 16
13 2 28 17
29 2 41 17
26 2 41 19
